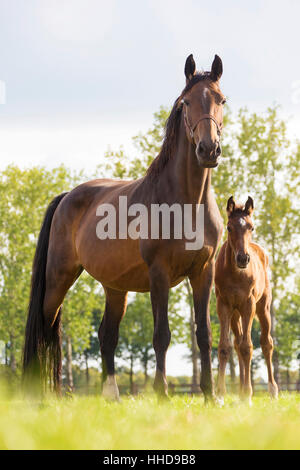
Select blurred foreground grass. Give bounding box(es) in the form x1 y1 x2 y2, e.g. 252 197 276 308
0 390 299 450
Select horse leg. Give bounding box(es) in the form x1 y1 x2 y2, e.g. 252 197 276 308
44 264 82 331
231 311 244 396
43 254 83 393
98 288 128 401
189 261 214 402
239 298 255 405
149 263 170 400
256 294 278 399
216 298 232 403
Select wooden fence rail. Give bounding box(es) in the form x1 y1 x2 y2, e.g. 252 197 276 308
72 381 300 396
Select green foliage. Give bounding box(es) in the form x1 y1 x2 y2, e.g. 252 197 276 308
0 165 73 369
276 279 300 368
63 273 102 353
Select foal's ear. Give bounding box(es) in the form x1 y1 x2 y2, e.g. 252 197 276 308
226 196 235 215
244 196 254 216
184 54 196 82
211 54 223 81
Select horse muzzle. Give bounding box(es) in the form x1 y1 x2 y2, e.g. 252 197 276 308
196 141 222 168
236 252 250 269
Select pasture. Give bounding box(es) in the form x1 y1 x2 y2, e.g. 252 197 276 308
0 392 299 450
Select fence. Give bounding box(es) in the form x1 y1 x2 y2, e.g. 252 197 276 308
72 381 300 396
167 382 300 395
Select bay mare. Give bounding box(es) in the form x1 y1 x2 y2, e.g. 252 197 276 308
23 54 226 401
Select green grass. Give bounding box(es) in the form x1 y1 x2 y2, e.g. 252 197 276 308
0 392 300 450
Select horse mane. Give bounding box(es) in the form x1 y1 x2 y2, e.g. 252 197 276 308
146 71 212 180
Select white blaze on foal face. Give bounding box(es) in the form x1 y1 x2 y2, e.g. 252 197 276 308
239 217 246 227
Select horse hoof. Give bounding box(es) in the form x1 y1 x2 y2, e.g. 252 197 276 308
102 375 120 402
157 393 171 404
215 396 225 407
239 395 252 407
268 382 278 399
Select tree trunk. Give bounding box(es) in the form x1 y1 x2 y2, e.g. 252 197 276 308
143 359 148 386
185 280 200 393
229 343 236 392
84 351 90 392
129 354 134 394
5 343 8 366
270 300 279 387
9 334 16 373
251 361 255 395
286 368 290 392
66 335 74 392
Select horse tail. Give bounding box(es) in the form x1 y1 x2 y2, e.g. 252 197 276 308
23 192 68 395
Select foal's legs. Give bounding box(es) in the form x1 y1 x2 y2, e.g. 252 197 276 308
239 297 255 405
216 298 232 402
98 287 128 401
256 294 278 399
189 262 214 402
149 263 170 400
231 311 244 395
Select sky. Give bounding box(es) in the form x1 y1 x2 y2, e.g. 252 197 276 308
0 0 299 377
0 0 300 173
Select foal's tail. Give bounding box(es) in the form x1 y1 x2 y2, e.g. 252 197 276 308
23 192 68 395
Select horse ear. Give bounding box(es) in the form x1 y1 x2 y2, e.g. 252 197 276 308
226 196 235 215
244 196 254 215
184 54 196 82
211 54 223 81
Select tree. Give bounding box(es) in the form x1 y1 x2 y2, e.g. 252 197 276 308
117 288 184 391
62 273 102 391
276 279 300 387
235 107 300 383
0 165 74 373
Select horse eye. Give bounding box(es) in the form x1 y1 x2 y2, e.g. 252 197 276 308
251 227 255 232
227 226 231 232
221 99 227 105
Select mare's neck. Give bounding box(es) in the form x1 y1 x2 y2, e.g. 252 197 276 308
160 118 211 205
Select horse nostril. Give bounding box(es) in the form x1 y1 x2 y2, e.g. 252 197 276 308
237 253 250 266
216 143 221 156
197 142 204 154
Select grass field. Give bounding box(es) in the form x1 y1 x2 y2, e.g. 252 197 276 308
0 392 300 450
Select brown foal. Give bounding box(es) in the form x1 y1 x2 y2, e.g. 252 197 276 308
215 196 278 405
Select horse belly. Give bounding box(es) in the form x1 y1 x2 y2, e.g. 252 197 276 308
78 235 151 292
